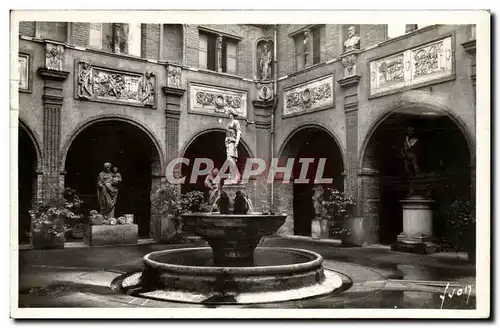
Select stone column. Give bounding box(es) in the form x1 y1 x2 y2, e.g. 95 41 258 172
337 50 365 244
253 88 274 212
153 64 186 242
38 42 69 201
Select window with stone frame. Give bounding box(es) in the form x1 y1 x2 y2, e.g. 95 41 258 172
18 53 30 91
294 32 305 71
88 23 141 57
198 29 238 74
294 26 322 71
198 31 217 71
311 26 322 65
222 38 238 74
35 22 68 42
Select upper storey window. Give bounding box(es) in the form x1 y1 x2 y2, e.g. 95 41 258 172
88 23 141 57
387 24 432 38
294 25 322 71
35 22 67 42
198 29 238 74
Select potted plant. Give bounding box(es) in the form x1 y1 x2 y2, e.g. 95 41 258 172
61 187 85 240
447 199 476 263
321 188 356 246
151 183 206 243
28 189 82 249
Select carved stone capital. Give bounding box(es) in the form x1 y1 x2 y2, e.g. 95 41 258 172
38 68 70 81
257 82 274 102
162 86 186 97
461 39 476 55
252 99 274 109
165 109 181 119
337 74 361 89
166 65 182 89
45 42 64 71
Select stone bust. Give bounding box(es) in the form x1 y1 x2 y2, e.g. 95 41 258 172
344 26 360 52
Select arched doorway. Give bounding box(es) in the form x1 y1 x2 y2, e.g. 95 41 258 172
181 130 251 195
18 124 39 244
64 120 162 238
361 111 472 245
280 126 344 237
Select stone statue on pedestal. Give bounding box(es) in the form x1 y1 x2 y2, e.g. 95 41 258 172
401 126 421 196
344 26 360 52
224 109 242 184
312 185 324 217
97 162 121 219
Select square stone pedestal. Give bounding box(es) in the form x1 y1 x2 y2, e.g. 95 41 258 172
391 195 438 254
84 224 138 246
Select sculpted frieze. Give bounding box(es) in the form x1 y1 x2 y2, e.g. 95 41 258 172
190 82 247 118
370 36 453 96
284 75 334 116
76 61 156 107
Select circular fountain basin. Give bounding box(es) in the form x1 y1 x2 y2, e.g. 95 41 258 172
117 247 344 304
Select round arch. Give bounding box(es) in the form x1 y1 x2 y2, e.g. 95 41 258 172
359 101 475 169
19 119 42 171
60 115 166 174
18 119 41 244
277 123 346 237
277 123 346 170
62 115 165 238
180 127 255 160
358 101 474 245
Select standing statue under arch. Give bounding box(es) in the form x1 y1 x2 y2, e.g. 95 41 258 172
97 162 121 219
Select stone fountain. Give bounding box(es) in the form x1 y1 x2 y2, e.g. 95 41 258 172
112 111 344 304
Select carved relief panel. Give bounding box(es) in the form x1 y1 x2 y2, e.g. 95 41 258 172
370 36 454 97
76 61 156 108
283 74 334 117
189 82 247 118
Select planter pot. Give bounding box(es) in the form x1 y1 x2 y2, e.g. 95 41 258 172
31 232 65 249
83 224 138 246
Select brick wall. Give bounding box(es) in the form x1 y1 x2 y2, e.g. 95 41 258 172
324 25 341 59
19 21 35 37
141 24 160 60
71 23 89 47
360 24 387 49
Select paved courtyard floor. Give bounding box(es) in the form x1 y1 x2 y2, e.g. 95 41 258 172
16 236 476 310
